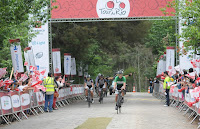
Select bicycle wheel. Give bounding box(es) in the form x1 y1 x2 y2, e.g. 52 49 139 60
100 90 103 104
88 90 91 108
119 106 121 113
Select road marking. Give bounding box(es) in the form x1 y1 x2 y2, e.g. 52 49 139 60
75 117 112 129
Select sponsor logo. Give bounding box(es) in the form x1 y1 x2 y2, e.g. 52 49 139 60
13 98 19 104
31 41 45 46
4 100 9 107
22 97 28 103
35 52 43 59
96 0 130 18
15 53 20 70
13 46 18 52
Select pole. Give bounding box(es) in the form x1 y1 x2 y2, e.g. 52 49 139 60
138 49 141 92
10 67 14 80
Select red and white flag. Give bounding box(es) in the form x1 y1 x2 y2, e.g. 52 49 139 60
0 79 4 87
14 70 19 80
40 69 46 75
29 66 33 71
24 61 28 66
18 74 28 82
168 68 176 77
34 70 40 76
0 68 7 79
62 76 65 83
185 72 196 80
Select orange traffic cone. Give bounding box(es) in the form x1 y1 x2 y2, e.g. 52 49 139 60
133 86 136 93
148 86 150 93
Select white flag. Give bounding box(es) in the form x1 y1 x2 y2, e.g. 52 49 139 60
166 46 175 71
52 48 61 76
10 39 24 73
64 53 71 76
70 58 76 76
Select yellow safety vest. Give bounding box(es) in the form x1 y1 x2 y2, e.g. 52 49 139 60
163 76 171 90
43 77 55 93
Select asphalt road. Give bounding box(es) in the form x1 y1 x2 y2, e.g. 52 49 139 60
0 92 197 129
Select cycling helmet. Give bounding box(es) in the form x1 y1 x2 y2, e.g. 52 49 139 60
86 75 91 78
117 70 123 75
100 74 104 78
98 73 101 76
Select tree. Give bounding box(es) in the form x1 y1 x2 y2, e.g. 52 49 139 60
163 0 200 55
0 0 56 71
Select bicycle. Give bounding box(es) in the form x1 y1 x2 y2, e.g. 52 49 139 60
87 88 92 108
116 90 123 114
99 88 104 104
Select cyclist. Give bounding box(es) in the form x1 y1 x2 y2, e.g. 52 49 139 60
96 75 107 102
113 70 126 110
84 75 94 103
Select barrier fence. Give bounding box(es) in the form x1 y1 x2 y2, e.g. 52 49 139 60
0 84 84 125
153 82 200 129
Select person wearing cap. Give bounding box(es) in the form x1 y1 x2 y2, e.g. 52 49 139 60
84 75 94 103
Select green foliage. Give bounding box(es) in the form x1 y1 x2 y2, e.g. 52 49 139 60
144 20 176 55
163 0 200 54
0 0 56 72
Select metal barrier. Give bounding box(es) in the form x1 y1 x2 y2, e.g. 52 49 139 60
0 84 84 125
155 83 200 128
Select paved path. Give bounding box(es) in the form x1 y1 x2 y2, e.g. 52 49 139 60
1 92 197 129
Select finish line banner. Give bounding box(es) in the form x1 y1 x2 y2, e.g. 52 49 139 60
51 0 174 19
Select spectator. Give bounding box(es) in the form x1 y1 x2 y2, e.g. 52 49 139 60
163 71 170 107
149 78 153 93
43 73 55 112
53 76 64 110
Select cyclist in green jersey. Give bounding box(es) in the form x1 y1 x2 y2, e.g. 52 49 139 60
113 71 126 105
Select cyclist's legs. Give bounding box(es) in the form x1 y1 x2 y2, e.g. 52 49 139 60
98 87 103 97
115 89 119 102
91 90 94 99
122 90 125 97
85 89 88 96
115 94 118 102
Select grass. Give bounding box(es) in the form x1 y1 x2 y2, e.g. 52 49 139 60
75 117 112 129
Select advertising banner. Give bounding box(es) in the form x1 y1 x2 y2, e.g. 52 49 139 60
166 47 175 71
71 58 76 76
29 22 49 77
20 92 30 110
64 53 71 76
10 39 24 73
0 92 12 115
51 0 174 19
36 92 44 106
52 48 62 76
11 91 21 112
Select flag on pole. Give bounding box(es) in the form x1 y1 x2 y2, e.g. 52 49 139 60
0 68 7 79
185 72 196 80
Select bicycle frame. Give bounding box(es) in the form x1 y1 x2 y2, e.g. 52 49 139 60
87 88 91 107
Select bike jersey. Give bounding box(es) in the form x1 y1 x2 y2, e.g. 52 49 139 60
114 76 126 89
85 79 93 87
98 79 105 86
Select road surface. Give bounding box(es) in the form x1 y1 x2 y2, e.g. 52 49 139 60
1 92 197 129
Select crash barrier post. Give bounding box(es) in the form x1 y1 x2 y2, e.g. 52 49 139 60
0 84 84 125
155 83 200 128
